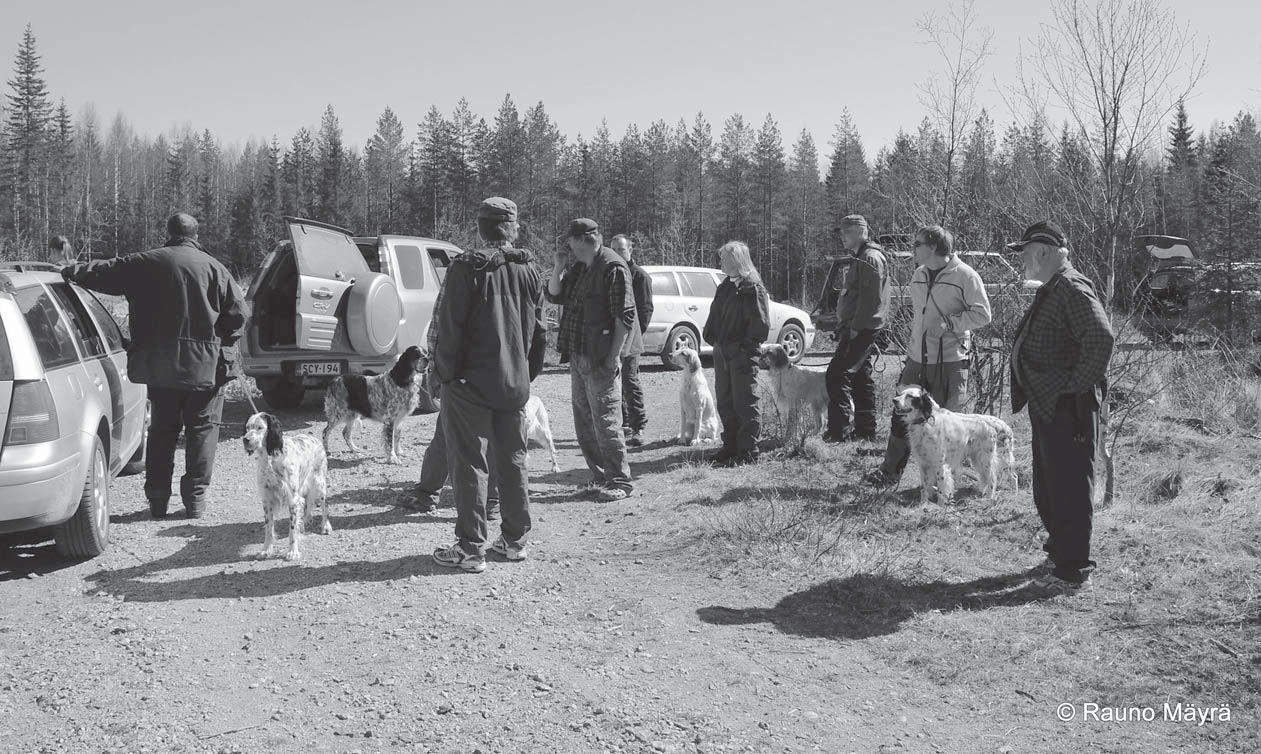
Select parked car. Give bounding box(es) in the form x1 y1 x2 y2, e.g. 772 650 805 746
640 265 816 368
0 261 148 559
241 217 463 409
1136 235 1261 344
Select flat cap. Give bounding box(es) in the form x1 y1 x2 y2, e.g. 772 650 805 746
840 214 868 229
566 218 599 237
477 196 518 221
167 212 198 238
1007 220 1067 250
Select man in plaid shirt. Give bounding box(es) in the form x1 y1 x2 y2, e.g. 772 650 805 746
1008 220 1114 594
546 218 641 501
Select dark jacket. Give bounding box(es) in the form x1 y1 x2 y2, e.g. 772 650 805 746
62 238 245 391
434 246 545 411
628 261 654 335
580 247 642 361
703 276 770 351
1011 263 1115 424
821 240 890 332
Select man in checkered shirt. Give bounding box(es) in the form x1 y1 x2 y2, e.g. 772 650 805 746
1008 221 1115 594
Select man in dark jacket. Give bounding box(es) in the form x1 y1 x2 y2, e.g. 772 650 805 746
610 234 653 446
431 197 546 574
822 214 890 442
62 212 245 519
546 218 641 500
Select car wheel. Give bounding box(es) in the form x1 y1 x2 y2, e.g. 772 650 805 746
55 436 110 559
660 325 699 369
261 378 306 410
777 324 807 363
121 400 150 476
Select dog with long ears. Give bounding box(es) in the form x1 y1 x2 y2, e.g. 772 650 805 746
892 385 1017 505
668 347 722 445
242 412 332 561
758 344 829 439
323 345 427 464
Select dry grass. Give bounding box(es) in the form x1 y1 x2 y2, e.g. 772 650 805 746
666 349 1261 750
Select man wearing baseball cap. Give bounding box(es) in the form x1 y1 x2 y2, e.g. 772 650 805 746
1007 220 1114 594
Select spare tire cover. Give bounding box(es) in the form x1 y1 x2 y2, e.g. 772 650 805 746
346 272 402 356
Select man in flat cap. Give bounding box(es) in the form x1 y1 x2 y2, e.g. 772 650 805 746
62 212 245 519
821 214 890 442
1008 220 1114 594
546 218 641 501
431 197 547 573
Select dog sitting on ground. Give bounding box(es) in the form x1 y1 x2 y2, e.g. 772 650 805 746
758 344 829 439
892 385 1018 505
668 347 722 445
524 395 561 472
242 412 332 561
323 345 427 464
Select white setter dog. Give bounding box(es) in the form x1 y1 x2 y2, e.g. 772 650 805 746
892 385 1018 505
524 395 561 473
668 347 721 445
758 344 829 438
242 412 332 561
323 345 427 464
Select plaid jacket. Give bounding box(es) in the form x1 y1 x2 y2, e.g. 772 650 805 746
546 251 636 359
1011 263 1114 423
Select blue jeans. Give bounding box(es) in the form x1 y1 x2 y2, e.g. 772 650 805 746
570 353 632 491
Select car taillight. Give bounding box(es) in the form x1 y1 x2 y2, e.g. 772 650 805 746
5 380 60 445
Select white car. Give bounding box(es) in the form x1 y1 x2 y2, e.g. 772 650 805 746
641 266 815 368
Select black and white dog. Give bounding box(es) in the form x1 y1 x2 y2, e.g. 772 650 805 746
322 345 427 464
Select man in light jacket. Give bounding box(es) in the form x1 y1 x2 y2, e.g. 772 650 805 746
867 225 991 485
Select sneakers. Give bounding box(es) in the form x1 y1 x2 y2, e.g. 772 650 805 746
597 486 632 501
577 480 606 493
1029 574 1087 595
491 534 527 561
432 544 486 573
397 488 439 513
864 468 899 487
148 499 169 519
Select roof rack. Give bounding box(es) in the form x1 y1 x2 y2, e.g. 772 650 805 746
0 261 63 273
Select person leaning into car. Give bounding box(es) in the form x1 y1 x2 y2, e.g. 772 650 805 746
703 241 770 467
822 214 890 442
867 225 992 485
62 212 245 519
546 218 640 501
1008 220 1114 593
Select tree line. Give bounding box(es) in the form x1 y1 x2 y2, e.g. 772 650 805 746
2 3 1255 318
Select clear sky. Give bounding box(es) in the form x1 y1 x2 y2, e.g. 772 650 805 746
3 0 1258 160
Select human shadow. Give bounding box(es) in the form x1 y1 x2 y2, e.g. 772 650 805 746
697 570 1056 641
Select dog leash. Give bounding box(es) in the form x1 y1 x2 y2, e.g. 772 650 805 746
234 359 261 415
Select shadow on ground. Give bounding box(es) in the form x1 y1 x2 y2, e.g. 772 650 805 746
697 570 1054 640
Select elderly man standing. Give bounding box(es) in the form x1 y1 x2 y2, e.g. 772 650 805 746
821 214 890 442
610 234 653 447
431 197 546 573
1008 221 1114 594
62 213 245 519
867 225 991 485
547 218 640 500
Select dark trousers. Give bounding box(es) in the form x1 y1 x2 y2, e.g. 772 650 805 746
825 329 879 437
620 353 646 433
712 341 761 458
442 383 530 555
419 407 498 500
879 360 969 476
1030 395 1101 582
145 385 224 505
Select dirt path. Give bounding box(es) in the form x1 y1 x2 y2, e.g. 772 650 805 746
0 362 1210 753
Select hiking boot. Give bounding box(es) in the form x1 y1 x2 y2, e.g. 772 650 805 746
491 534 527 561
148 498 169 520
397 488 439 513
184 499 206 519
432 543 486 573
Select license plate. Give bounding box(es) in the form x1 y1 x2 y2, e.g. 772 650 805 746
295 361 343 376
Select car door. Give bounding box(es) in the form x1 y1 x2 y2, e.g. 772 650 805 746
677 270 721 333
72 286 147 466
287 218 370 351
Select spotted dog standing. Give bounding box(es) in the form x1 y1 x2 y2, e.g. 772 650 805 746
322 345 427 464
242 412 332 561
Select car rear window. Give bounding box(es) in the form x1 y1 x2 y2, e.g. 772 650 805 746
14 286 79 369
650 272 680 297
